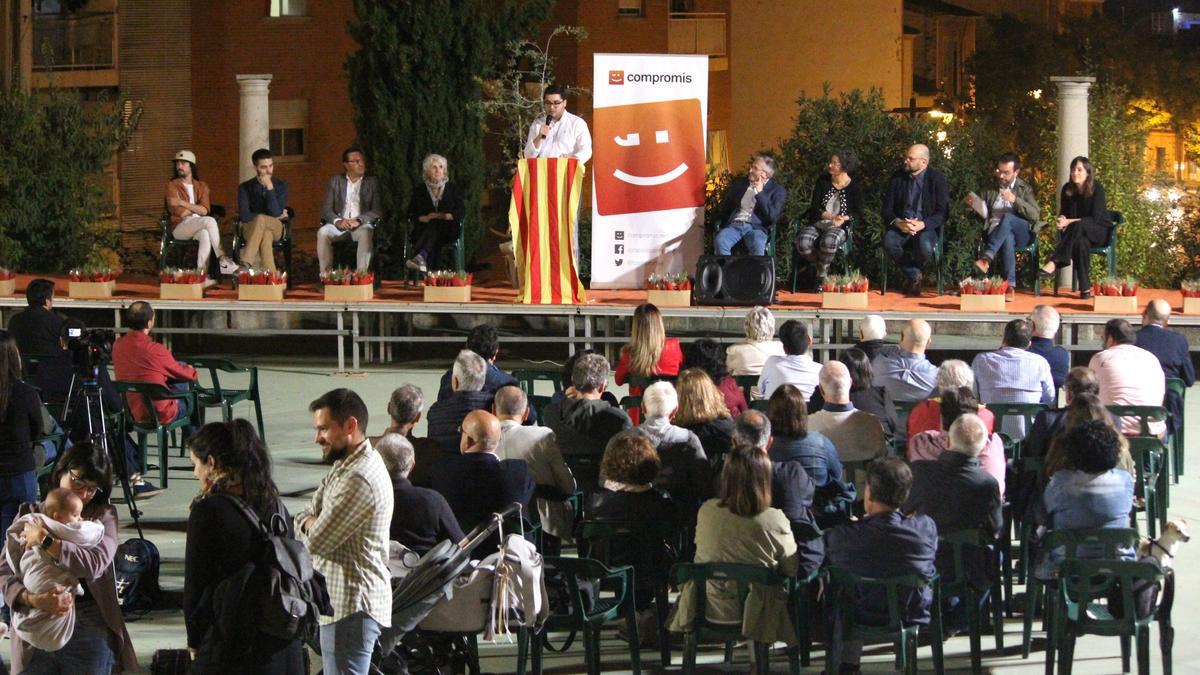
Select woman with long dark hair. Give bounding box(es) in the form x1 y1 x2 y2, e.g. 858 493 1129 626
794 149 865 291
0 330 44 539
184 420 304 674
1040 156 1112 298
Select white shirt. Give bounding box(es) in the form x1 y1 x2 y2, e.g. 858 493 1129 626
523 110 592 164
183 182 195 204
757 353 822 401
338 174 362 224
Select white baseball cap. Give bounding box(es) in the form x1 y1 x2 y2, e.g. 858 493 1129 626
173 150 197 164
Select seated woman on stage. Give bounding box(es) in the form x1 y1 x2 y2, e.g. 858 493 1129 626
614 303 683 424
793 149 864 291
1039 155 1112 299
406 153 465 273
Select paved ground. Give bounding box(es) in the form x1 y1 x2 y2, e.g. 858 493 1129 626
16 356 1197 674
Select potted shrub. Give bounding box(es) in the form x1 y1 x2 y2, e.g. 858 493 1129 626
159 267 207 300
646 273 692 307
236 269 287 301
1091 276 1139 313
1181 279 1200 315
322 267 375 302
958 277 1008 312
423 271 472 303
0 268 15 296
68 266 118 299
821 272 870 310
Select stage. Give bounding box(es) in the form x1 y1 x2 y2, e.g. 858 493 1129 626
2 274 1196 372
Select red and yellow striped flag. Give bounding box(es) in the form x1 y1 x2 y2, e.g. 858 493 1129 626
508 158 588 304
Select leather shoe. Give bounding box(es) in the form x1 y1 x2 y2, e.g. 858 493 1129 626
1039 264 1057 279
905 272 924 297
1080 290 1093 300
973 258 991 276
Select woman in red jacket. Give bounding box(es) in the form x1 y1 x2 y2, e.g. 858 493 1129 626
615 303 682 424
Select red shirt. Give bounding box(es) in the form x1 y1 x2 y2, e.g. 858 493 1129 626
614 338 684 424
112 330 198 424
717 376 749 417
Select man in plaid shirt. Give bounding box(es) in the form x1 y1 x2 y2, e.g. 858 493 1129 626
297 388 394 674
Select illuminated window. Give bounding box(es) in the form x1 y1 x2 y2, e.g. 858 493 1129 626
269 0 307 17
269 100 308 160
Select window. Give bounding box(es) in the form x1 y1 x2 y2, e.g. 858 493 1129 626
269 0 307 17
269 99 308 161
1155 147 1167 173
618 0 644 17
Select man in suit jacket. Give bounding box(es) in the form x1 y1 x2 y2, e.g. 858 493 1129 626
1029 305 1071 390
965 152 1041 293
1137 299 1195 437
6 278 63 356
426 351 496 452
882 144 950 296
714 155 787 256
494 386 575 541
317 146 384 273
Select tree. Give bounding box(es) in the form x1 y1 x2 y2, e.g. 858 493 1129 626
345 0 552 275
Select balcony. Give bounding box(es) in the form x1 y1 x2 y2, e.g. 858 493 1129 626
33 11 115 70
668 12 727 70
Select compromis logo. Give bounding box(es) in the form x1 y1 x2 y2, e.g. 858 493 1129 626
616 72 693 86
609 70 625 85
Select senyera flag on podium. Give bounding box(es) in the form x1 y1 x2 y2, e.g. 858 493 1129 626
508 157 588 304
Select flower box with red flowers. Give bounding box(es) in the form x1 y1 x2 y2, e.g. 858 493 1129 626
322 267 375 302
958 277 1008 312
821 273 870 310
1181 280 1200 315
1091 276 1139 313
646 273 692 307
159 267 207 300
236 270 287 301
423 271 472 303
0 268 15 296
68 267 118 299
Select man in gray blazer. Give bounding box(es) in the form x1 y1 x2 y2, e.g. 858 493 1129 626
317 146 384 273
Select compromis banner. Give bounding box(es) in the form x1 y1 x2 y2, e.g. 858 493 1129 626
590 53 708 289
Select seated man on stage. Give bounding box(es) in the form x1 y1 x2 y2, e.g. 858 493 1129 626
965 152 1040 299
317 146 383 273
882 144 949 296
167 150 237 285
714 155 786 256
237 148 289 271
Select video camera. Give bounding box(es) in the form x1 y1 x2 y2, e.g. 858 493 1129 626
66 326 116 374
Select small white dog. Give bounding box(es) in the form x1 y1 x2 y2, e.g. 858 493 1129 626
1139 519 1190 570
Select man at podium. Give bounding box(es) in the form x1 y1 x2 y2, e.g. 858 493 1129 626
523 85 592 165
713 155 786 256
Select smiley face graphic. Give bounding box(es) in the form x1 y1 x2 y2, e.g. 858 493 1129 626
593 98 705 216
609 70 625 85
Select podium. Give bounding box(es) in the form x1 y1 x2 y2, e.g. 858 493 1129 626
508 158 588 304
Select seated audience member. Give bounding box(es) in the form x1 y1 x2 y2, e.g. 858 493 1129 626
640 382 711 518
317 146 383 273
769 383 854 528
436 324 518 401
375 433 463 554
905 359 996 440
1090 319 1166 436
757 319 821 400
881 143 950 297
809 361 886 464
493 386 576 542
712 155 786 256
839 348 891 431
1029 304 1070 390
431 410 534 557
824 458 938 672
872 319 938 428
966 152 1040 295
672 368 735 462
7 279 63 356
426 350 496 452
1043 392 1134 479
735 409 823 571
112 301 199 426
682 339 747 417
543 353 632 491
725 306 786 392
236 148 288 271
551 348 620 407
971 318 1055 439
853 314 900 363
908 387 1006 498
1137 298 1194 438
1026 366 1099 460
167 150 236 286
1035 420 1134 579
668 446 799 648
614 303 683 424
373 384 443 487
794 149 864 291
406 153 465 273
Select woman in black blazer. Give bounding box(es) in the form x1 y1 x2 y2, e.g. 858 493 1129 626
406 153 466 273
1040 155 1112 298
793 149 865 291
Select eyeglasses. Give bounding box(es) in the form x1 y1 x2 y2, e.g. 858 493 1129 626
543 99 566 106
68 470 99 497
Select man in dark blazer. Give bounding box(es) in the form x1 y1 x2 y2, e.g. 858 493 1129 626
1137 299 1194 437
713 155 787 256
882 144 950 296
317 146 384 273
426 351 497 452
6 278 63 356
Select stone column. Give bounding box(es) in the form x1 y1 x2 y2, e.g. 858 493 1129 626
236 74 273 182
1050 76 1095 288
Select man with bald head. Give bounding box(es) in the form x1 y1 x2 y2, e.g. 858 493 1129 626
872 319 939 430
1137 298 1194 438
431 409 535 557
494 386 576 541
810 361 887 463
882 144 950 296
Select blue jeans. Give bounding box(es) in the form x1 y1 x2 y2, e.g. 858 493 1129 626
0 470 38 543
319 611 382 675
715 221 768 256
982 213 1032 286
24 601 117 674
882 227 938 282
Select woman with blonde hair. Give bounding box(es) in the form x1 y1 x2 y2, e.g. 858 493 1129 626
674 368 735 460
614 303 683 423
406 153 465 273
725 306 785 381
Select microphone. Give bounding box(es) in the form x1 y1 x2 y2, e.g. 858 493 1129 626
545 114 553 126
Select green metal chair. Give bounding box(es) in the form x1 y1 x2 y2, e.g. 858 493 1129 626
114 381 200 488
1056 558 1170 675
790 219 854 292
321 217 384 288
232 206 295 288
938 530 1005 672
1127 436 1169 539
401 217 466 287
672 562 800 674
986 402 1049 461
733 374 758 402
887 398 922 455
618 395 641 418
1108 404 1170 520
179 357 265 441
1164 377 1186 483
1054 210 1122 295
512 369 564 397
524 556 640 675
749 399 769 413
880 223 945 296
823 566 944 675
788 567 822 667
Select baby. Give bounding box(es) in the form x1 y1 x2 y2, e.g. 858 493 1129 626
4 487 105 651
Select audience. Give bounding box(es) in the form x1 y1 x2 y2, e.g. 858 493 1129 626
375 432 463 554
112 301 199 428
1043 392 1134 479
426 350 496 452
0 330 46 538
588 429 678 523
839 348 890 428
809 361 887 465
681 339 748 416
639 382 712 519
905 359 996 440
853 314 900 362
1137 298 1194 439
872 318 938 428
6 278 63 356
908 387 1006 498
1090 319 1166 436
1025 366 1099 460
375 384 442 486
552 348 620 407
436 325 518 401
758 319 822 400
725 306 786 396
543 352 632 491
493 386 576 543
971 318 1055 440
1029 305 1070 390
615 303 683 424
672 368 736 462
767 384 847 498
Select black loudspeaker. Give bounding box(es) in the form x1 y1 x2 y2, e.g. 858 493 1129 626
693 255 776 306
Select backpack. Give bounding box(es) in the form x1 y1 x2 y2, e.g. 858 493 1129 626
114 537 161 618
219 494 331 642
